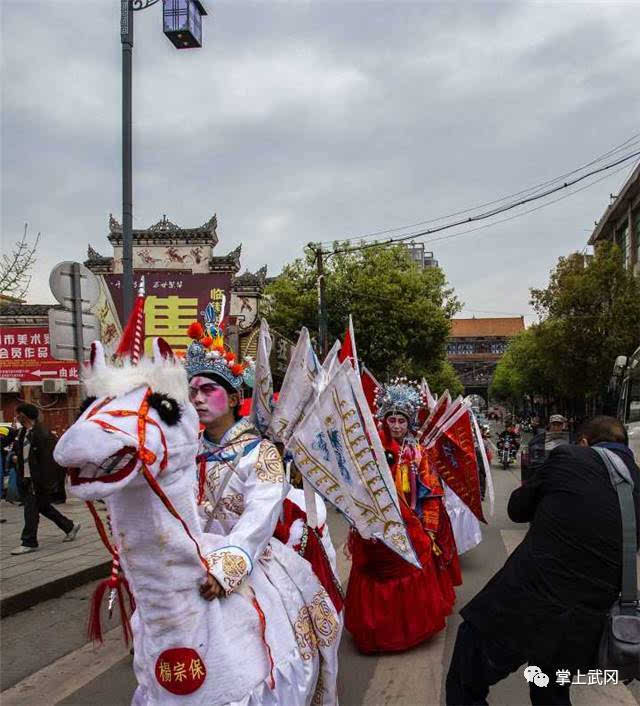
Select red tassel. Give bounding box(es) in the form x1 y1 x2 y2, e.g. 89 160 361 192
88 578 110 644
87 569 135 646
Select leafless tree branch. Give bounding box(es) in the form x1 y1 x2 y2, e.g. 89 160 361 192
0 223 41 300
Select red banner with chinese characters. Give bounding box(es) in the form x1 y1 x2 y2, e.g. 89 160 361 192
0 326 80 384
427 409 485 523
104 271 232 355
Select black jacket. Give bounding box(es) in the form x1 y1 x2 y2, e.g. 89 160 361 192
14 422 59 495
461 443 640 671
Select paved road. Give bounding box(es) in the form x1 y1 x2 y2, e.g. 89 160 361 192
2 461 638 705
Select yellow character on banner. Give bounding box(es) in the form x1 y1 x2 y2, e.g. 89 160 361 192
144 295 198 355
210 288 224 320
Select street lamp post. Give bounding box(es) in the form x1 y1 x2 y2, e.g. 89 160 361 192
119 0 207 320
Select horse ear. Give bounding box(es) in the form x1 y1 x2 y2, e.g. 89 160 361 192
153 337 175 361
90 341 106 370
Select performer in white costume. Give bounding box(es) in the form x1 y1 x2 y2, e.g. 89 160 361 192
184 322 342 700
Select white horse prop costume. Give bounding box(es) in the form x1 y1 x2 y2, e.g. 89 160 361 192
54 339 340 705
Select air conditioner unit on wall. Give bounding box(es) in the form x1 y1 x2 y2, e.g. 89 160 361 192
42 378 67 394
0 378 21 394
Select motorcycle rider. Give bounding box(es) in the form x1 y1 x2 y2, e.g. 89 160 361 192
498 422 520 450
497 422 520 466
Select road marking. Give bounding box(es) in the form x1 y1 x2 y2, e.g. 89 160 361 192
1 627 129 705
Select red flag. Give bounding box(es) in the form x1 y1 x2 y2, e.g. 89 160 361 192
338 315 359 375
418 391 451 443
360 365 379 413
427 409 485 523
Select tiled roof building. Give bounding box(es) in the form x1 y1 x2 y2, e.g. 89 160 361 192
447 316 525 401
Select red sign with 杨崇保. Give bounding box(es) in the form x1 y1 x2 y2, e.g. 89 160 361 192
0 326 80 384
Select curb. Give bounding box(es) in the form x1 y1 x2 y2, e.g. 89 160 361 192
0 559 111 618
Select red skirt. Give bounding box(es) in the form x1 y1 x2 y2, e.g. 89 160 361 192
344 504 453 654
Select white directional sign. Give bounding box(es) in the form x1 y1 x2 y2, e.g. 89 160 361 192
49 261 100 312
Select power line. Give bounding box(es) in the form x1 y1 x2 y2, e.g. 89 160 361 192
416 161 631 248
418 159 633 248
318 150 640 255
310 162 631 336
318 131 640 247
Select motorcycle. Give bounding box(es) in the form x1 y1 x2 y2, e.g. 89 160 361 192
500 439 512 469
498 437 519 469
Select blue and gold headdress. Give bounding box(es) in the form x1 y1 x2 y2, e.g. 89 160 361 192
374 378 425 429
183 320 247 390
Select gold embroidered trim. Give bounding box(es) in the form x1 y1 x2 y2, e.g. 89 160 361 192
293 590 339 661
206 549 249 592
255 442 285 484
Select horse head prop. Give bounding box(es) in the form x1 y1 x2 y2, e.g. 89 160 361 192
56 338 199 501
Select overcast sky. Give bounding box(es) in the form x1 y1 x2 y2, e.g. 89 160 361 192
2 1 639 322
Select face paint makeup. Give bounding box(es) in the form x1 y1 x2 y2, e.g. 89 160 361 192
386 414 409 440
188 376 230 423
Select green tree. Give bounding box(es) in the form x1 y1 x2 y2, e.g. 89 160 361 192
429 359 464 398
490 325 556 407
492 243 640 415
264 245 462 385
530 243 640 410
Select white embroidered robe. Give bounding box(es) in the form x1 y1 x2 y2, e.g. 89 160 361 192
195 419 341 705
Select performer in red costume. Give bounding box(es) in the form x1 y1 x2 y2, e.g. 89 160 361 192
344 379 459 654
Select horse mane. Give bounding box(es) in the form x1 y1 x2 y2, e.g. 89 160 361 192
83 357 189 404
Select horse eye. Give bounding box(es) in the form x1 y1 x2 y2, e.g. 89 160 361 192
148 393 182 426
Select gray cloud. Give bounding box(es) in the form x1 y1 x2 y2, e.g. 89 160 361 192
2 1 639 325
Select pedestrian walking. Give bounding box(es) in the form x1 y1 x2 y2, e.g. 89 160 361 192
10 403 80 555
446 415 639 706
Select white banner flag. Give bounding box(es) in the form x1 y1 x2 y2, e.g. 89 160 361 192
250 318 273 436
267 327 320 444
289 360 420 567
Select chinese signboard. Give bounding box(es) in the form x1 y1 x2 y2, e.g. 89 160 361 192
0 326 79 384
103 271 232 354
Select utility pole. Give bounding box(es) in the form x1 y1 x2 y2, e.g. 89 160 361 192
312 244 328 358
121 0 134 321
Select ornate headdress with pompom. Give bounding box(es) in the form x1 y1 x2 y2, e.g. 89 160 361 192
374 378 427 429
183 320 247 390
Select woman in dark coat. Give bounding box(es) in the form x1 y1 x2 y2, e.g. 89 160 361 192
446 416 639 706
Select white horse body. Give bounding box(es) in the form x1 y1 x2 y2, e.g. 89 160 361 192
54 343 338 705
